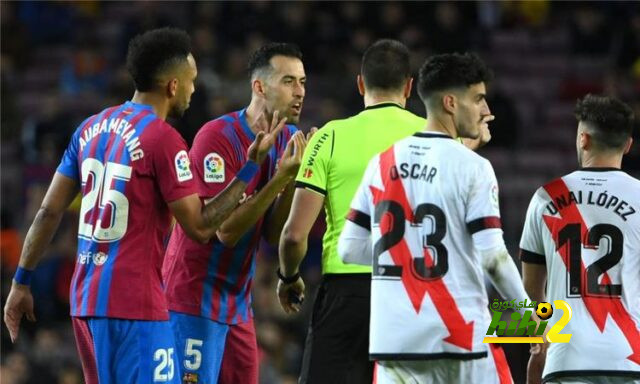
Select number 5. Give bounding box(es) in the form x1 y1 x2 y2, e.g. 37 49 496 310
184 338 203 370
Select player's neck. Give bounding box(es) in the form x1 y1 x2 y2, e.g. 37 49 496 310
131 91 169 120
245 100 265 134
363 93 406 109
423 113 457 138
580 153 623 169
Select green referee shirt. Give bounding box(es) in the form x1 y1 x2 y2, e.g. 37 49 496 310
295 103 426 274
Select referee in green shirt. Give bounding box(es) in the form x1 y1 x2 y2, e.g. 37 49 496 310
277 39 489 384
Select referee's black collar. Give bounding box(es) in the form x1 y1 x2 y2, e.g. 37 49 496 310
413 132 454 139
578 167 622 172
364 102 404 111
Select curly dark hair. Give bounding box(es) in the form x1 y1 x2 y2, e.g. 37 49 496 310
247 43 303 79
126 27 192 92
575 94 634 150
417 52 493 102
361 39 411 91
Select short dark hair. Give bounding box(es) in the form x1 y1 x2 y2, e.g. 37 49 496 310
575 94 634 150
126 27 192 92
247 43 303 79
417 52 493 102
361 39 411 91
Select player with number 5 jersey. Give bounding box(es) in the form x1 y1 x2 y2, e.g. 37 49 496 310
521 95 640 384
4 28 277 384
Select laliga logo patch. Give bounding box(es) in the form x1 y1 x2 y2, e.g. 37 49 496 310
175 150 193 182
93 252 108 266
491 184 499 208
204 152 225 183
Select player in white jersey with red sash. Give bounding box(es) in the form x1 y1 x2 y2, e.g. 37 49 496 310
521 94 640 384
339 53 536 383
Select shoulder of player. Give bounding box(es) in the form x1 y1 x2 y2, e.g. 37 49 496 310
193 115 237 142
139 118 184 144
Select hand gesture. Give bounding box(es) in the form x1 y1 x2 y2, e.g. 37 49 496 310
462 114 494 151
246 110 287 164
277 277 305 314
276 131 308 180
4 282 36 343
478 114 495 147
306 126 318 141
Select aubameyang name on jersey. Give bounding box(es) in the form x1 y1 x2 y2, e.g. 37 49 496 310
390 162 437 183
79 118 144 160
545 189 636 221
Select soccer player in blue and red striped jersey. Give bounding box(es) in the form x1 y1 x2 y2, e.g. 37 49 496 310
4 28 282 384
162 43 312 384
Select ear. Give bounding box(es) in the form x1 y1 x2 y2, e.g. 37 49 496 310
167 78 179 98
252 78 265 97
579 131 591 150
357 75 365 96
623 137 633 155
403 77 413 99
442 93 456 115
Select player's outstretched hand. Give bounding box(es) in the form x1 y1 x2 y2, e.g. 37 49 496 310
246 110 287 164
3 282 36 343
462 114 495 151
276 131 307 180
277 277 305 314
306 126 318 141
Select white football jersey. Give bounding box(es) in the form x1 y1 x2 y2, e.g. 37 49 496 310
520 169 640 381
345 132 505 359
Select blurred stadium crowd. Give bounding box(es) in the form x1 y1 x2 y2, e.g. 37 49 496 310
1 1 639 383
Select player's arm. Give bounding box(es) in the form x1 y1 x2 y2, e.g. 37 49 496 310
520 192 549 384
523 261 548 384
4 173 79 342
217 131 307 247
466 160 532 305
338 219 372 266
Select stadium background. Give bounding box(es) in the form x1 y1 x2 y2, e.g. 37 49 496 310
1 1 639 383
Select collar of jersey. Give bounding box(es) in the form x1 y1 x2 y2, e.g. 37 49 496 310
238 108 256 140
413 132 453 139
578 167 622 172
364 102 404 111
124 101 154 111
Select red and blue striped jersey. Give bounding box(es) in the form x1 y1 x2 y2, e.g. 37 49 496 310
57 101 198 320
162 109 297 324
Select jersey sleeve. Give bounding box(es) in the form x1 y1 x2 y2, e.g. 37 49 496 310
152 123 198 203
294 125 333 195
465 158 502 236
189 121 242 199
345 155 378 230
519 189 547 265
56 119 89 181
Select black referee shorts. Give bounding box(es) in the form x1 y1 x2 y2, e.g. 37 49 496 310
299 273 372 384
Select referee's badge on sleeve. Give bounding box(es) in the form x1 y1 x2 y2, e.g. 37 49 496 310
204 152 225 183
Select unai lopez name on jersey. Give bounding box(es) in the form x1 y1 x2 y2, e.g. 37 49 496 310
545 189 636 221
